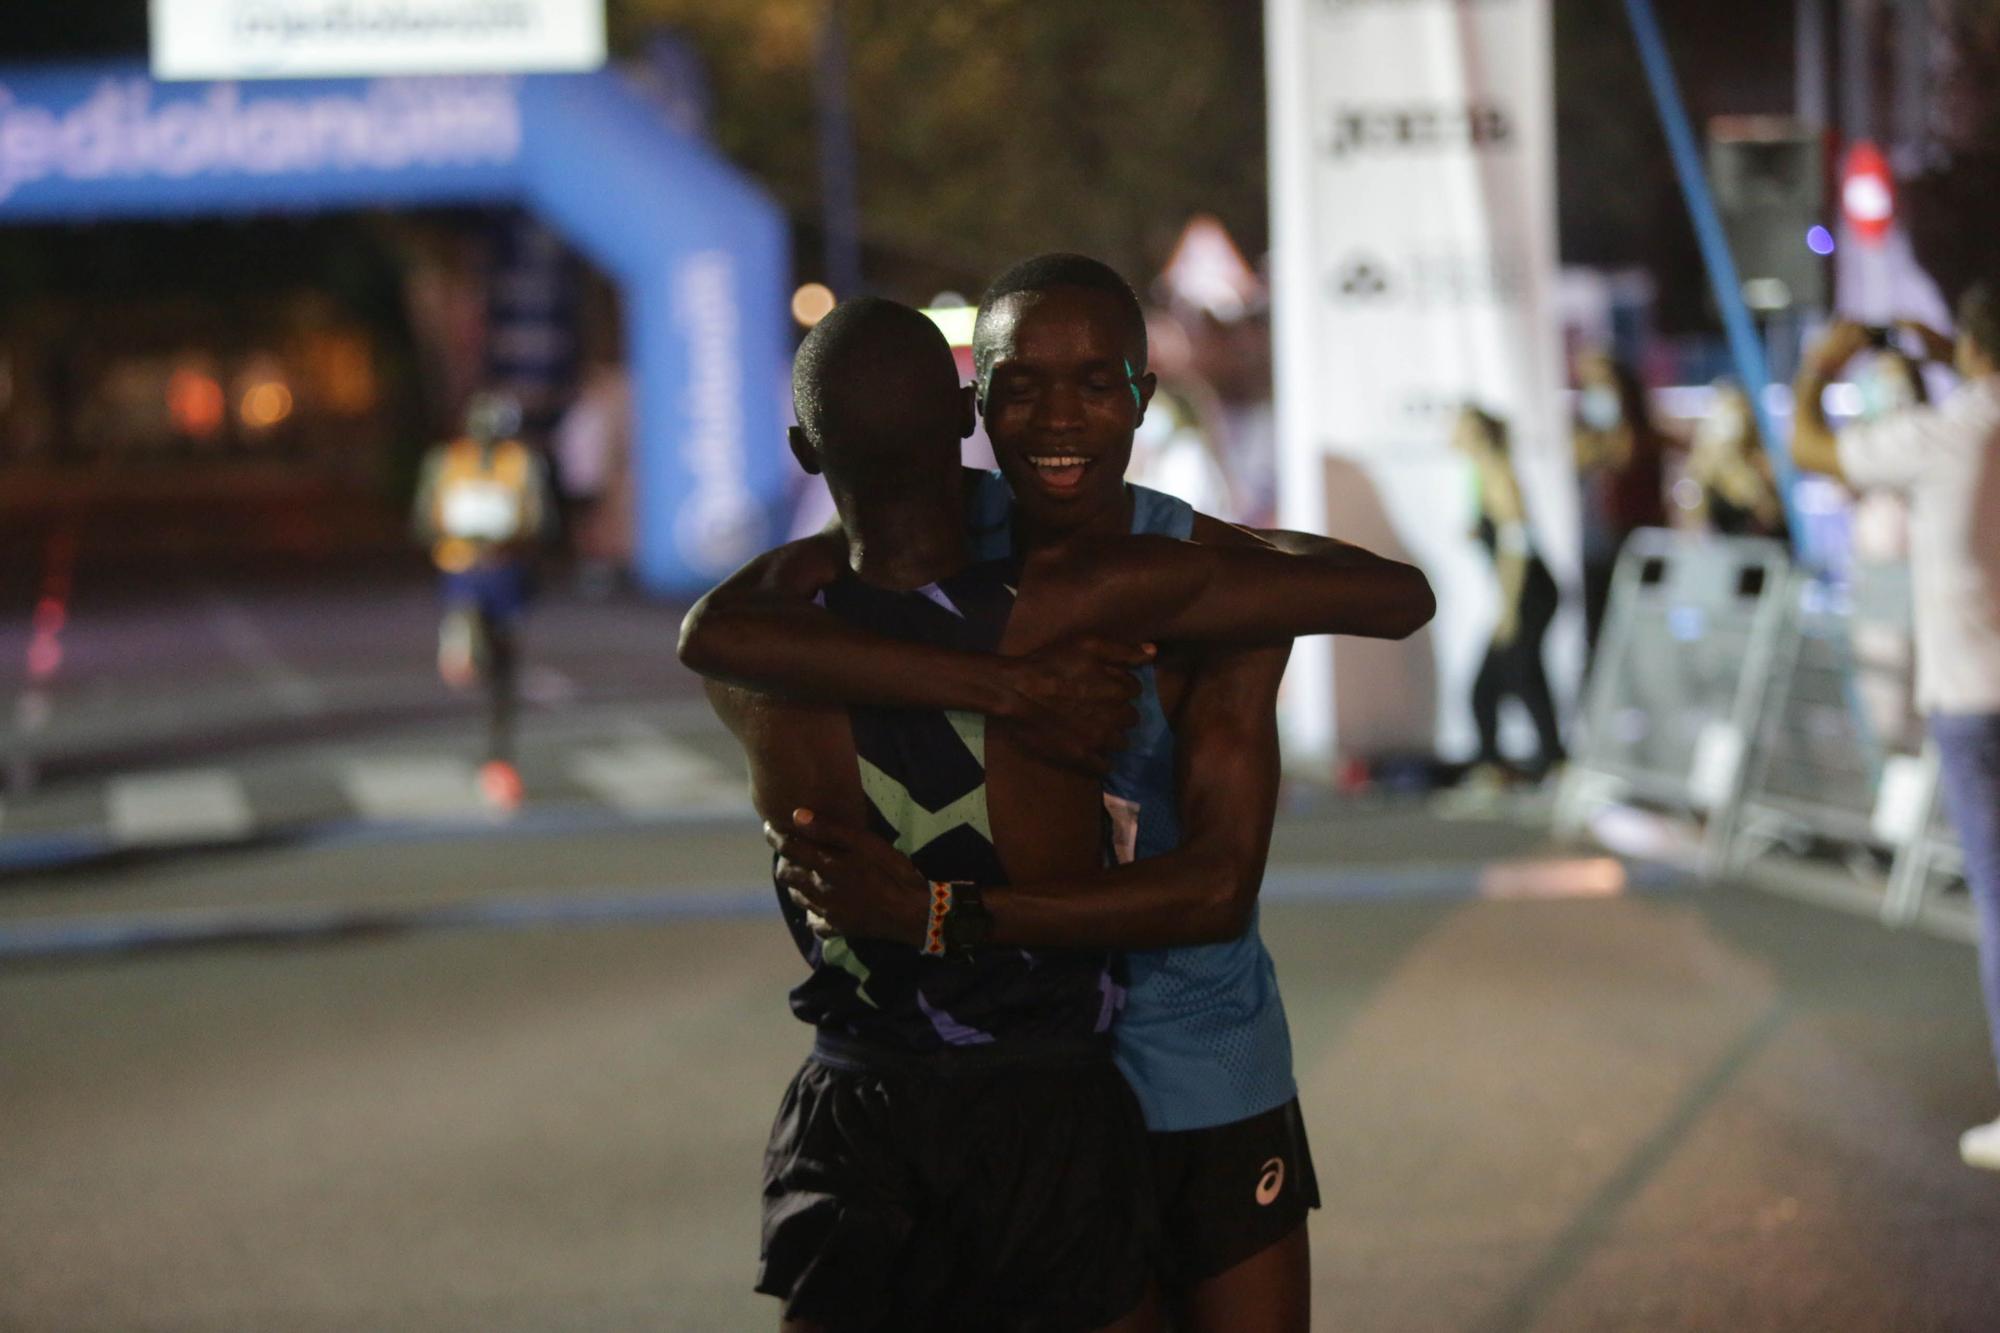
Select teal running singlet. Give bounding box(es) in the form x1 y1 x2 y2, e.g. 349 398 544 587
968 472 1298 1130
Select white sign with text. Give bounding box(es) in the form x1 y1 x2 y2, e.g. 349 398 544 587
1267 0 1577 764
151 0 606 81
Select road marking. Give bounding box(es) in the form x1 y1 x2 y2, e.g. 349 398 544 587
106 770 254 845
570 741 748 817
203 591 325 716
342 756 488 821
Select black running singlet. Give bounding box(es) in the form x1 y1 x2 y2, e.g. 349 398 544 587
777 557 1122 1054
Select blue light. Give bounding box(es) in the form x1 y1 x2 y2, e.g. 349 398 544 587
1806 225 1836 256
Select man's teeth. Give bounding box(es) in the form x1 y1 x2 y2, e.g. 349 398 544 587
1031 456 1088 468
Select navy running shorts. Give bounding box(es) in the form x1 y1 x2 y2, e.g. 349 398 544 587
758 1035 1157 1332
1147 1096 1321 1288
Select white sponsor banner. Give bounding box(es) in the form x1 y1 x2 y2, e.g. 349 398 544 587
1267 0 1578 765
151 0 606 81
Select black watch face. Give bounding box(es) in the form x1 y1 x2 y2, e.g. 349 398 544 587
944 897 993 951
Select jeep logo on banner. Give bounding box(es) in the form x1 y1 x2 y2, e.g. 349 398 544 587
1268 0 1578 764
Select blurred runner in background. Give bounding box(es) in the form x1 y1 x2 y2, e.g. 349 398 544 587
411 391 552 810
1791 291 2000 1171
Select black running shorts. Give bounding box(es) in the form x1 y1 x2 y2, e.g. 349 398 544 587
758 1036 1157 1332
1147 1097 1321 1288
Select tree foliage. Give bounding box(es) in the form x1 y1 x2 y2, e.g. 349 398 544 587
614 0 1268 295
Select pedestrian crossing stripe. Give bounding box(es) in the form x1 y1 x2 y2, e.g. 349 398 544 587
568 741 745 816
341 757 487 821
106 769 254 845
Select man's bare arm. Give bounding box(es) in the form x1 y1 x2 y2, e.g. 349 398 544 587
1051 529 1436 646
770 644 1288 949
678 532 1146 775
987 639 1288 948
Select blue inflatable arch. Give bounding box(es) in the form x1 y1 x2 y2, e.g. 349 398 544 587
0 62 791 595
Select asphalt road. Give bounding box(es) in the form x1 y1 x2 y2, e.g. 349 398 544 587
5 823 2000 1332
4 561 2000 1330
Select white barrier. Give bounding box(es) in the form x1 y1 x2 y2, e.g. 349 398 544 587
1723 572 1927 893
1554 528 1794 877
1559 530 1968 928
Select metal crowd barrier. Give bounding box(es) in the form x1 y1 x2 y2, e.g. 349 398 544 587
1553 529 1795 876
1722 573 1917 882
1883 758 1969 930
1556 528 1969 929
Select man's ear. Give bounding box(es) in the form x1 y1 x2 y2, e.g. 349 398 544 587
1134 370 1159 425
787 426 822 476
956 383 978 440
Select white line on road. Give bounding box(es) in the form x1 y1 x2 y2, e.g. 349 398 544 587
342 757 488 822
107 770 255 845
570 741 748 817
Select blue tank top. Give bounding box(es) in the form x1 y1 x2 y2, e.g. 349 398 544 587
966 471 1297 1130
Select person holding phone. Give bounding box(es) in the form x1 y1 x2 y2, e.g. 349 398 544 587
1791 288 2000 1170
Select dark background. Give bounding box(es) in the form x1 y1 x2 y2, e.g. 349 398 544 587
1 0 1810 332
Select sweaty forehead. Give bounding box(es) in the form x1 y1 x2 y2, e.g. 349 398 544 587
985 289 1139 367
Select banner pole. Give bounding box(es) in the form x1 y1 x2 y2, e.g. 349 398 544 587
1620 0 1809 550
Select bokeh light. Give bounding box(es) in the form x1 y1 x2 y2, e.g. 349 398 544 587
791 282 837 327
165 367 225 437
240 380 295 430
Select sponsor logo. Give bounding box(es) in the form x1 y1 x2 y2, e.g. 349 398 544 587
674 250 764 573
1399 389 1477 424
1256 1157 1286 1206
1317 0 1515 11
1333 257 1391 299
230 2 541 48
1326 252 1527 307
0 76 521 203
1322 103 1513 160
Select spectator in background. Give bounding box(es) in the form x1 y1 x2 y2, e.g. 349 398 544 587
1573 351 1667 651
1454 405 1564 787
1684 381 1786 540
1848 350 1927 753
553 361 634 596
1791 290 2000 1171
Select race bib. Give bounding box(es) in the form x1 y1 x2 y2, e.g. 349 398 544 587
441 481 521 541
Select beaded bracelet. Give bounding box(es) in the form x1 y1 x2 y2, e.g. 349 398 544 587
921 881 953 957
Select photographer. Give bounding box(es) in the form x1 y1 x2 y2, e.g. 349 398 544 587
1792 289 2000 1171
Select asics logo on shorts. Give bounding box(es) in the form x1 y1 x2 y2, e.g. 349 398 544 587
1255 1157 1285 1206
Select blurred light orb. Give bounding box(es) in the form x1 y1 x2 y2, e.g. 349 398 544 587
921 306 977 347
166 368 225 437
241 381 295 429
1843 174 1893 225
26 633 62 681
1806 225 1836 256
1823 382 1866 417
791 282 837 327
